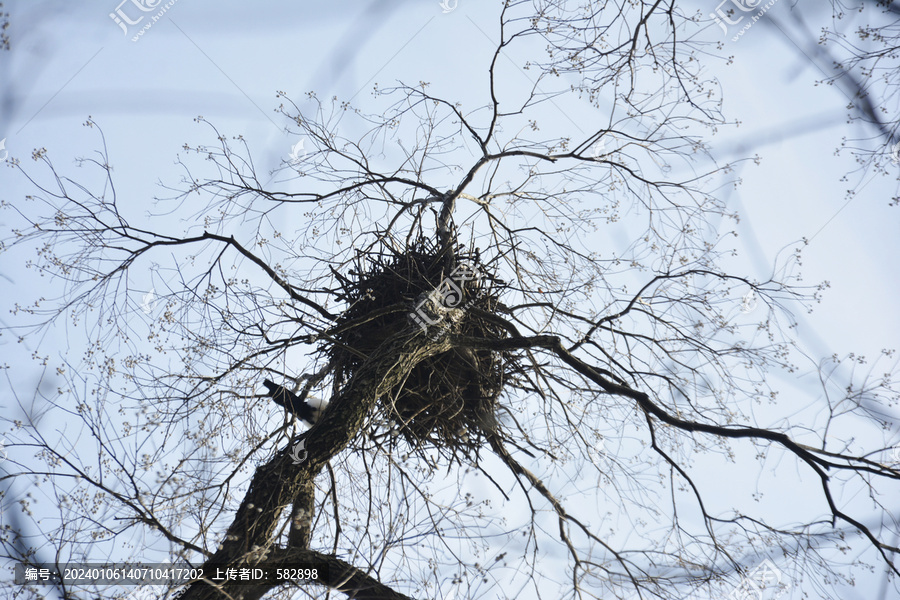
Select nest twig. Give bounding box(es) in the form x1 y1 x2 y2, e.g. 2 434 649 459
325 237 508 459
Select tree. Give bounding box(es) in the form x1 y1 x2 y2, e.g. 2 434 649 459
2 2 899 599
765 0 900 203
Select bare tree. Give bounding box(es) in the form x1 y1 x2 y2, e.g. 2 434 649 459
2 2 899 600
820 1 900 152
762 0 900 201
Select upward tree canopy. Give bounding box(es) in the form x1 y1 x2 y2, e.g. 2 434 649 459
1 2 899 600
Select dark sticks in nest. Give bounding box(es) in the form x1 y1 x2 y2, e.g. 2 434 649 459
326 237 508 457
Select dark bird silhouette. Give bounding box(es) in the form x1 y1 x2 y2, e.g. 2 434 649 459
263 379 320 425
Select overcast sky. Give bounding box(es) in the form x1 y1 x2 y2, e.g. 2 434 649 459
1 2 898 599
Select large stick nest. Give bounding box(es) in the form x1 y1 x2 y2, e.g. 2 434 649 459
326 237 509 458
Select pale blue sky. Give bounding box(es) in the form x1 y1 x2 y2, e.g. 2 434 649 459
1 2 898 599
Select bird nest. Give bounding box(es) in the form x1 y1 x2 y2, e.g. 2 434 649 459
326 237 508 458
